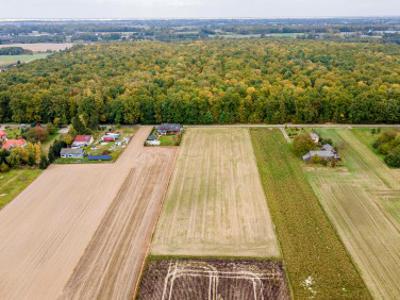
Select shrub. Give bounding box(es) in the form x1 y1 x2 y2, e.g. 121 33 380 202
373 130 397 150
293 133 315 157
26 126 49 143
384 146 400 168
0 162 10 173
39 154 50 169
48 140 67 163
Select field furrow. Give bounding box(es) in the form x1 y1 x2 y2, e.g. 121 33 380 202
151 128 279 258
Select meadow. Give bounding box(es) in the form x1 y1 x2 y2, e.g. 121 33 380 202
0 53 48 66
250 128 370 299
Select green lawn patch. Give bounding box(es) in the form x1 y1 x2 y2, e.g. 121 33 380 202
250 128 370 299
0 53 48 66
159 134 181 146
0 168 41 209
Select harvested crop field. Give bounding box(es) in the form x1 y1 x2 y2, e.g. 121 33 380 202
0 127 177 300
250 129 370 299
306 129 400 299
138 259 289 300
151 128 279 258
0 43 73 52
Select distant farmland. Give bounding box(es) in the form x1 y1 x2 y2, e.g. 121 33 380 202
0 43 73 52
306 129 400 299
151 128 279 258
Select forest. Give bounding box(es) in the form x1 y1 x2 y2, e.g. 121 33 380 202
0 39 400 125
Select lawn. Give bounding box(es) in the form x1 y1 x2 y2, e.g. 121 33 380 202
0 169 42 209
306 128 400 299
0 53 48 66
250 128 370 299
152 128 280 258
159 134 181 146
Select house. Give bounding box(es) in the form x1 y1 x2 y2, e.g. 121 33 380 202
155 123 182 135
310 132 320 144
303 144 340 162
105 132 120 139
60 148 84 159
321 144 335 152
2 139 26 151
102 135 116 142
72 135 93 148
0 130 7 142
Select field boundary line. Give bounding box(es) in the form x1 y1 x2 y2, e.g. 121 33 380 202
132 147 179 299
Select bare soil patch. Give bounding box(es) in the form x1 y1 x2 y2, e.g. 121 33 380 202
138 259 289 300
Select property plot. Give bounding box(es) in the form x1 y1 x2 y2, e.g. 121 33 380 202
138 259 289 300
151 128 279 258
306 129 400 299
250 129 370 299
0 127 176 300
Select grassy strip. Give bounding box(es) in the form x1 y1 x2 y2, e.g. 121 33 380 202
0 168 42 209
250 128 371 299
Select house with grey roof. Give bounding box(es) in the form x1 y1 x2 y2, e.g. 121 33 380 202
60 148 84 159
303 144 340 162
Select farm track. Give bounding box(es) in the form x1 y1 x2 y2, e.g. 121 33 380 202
0 127 177 300
306 129 400 299
152 128 279 258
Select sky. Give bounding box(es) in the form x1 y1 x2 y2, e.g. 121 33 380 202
0 0 399 19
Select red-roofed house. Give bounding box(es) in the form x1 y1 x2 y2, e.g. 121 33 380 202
0 130 6 142
2 139 27 151
72 135 94 148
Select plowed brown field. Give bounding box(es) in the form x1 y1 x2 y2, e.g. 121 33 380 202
0 127 176 300
138 259 290 300
151 128 279 258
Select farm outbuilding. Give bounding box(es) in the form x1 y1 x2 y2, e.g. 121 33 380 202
0 130 7 142
2 139 27 151
155 123 182 135
60 148 84 159
72 135 93 148
303 144 340 162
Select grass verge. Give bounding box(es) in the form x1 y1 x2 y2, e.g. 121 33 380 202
250 128 371 299
0 168 42 209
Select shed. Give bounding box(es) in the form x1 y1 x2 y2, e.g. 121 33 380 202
155 123 182 135
60 148 84 159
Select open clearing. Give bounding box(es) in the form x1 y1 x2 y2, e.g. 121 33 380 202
152 128 279 258
0 127 176 299
138 259 289 300
306 129 400 299
0 43 73 52
0 53 48 66
250 129 370 299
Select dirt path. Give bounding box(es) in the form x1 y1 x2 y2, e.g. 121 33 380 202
0 127 176 300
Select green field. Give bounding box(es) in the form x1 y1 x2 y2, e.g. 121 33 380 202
306 129 400 299
0 169 42 209
0 53 48 66
250 128 370 299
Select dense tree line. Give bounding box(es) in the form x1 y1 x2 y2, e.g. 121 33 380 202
0 39 400 125
0 47 32 55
